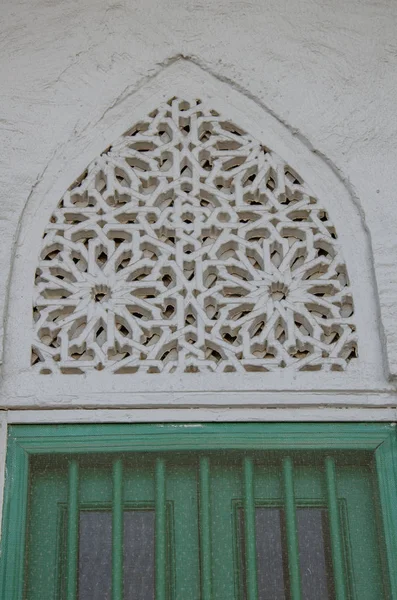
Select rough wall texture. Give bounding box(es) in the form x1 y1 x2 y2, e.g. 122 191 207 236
1 0 397 377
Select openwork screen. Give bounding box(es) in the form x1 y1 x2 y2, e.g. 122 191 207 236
32 97 357 374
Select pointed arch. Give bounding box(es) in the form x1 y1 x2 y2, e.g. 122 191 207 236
32 97 357 375
2 60 387 408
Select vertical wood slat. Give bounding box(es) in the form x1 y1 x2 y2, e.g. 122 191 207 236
282 457 302 600
199 457 212 600
325 457 347 600
155 458 167 600
0 441 30 600
112 458 123 600
375 434 397 598
66 459 79 600
243 457 258 600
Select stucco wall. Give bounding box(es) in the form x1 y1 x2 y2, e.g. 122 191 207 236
1 0 397 387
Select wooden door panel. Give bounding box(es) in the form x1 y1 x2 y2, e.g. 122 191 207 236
24 452 387 600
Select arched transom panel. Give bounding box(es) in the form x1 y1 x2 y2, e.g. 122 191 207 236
32 97 357 375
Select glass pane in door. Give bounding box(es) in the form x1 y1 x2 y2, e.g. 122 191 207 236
239 507 288 600
123 511 155 600
238 507 334 600
78 510 155 600
297 508 334 600
79 512 112 600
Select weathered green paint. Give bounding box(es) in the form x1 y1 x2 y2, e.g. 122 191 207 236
0 440 29 600
243 457 258 600
375 430 397 598
66 460 79 600
199 456 212 600
155 458 166 600
282 457 301 600
325 457 347 600
0 423 396 600
112 458 123 600
3 422 394 454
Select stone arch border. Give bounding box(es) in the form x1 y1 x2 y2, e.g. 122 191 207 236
1 59 393 411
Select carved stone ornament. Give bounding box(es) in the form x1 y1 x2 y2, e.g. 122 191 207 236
32 97 357 374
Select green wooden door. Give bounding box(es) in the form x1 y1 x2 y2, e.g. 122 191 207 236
24 449 387 600
25 454 201 599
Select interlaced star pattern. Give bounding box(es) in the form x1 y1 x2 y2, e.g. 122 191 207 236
32 97 357 374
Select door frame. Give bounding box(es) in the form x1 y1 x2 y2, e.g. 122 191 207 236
1 422 397 599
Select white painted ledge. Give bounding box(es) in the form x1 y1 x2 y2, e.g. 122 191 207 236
2 407 397 423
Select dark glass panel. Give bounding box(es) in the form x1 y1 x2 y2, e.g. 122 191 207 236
123 510 155 600
255 508 289 600
78 510 155 600
239 507 288 600
78 511 112 600
239 507 335 600
297 508 335 600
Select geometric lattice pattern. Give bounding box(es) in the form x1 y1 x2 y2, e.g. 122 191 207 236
32 97 357 374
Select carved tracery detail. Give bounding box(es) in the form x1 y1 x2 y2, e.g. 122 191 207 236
32 97 357 374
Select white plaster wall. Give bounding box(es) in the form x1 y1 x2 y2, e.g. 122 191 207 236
1 0 397 384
